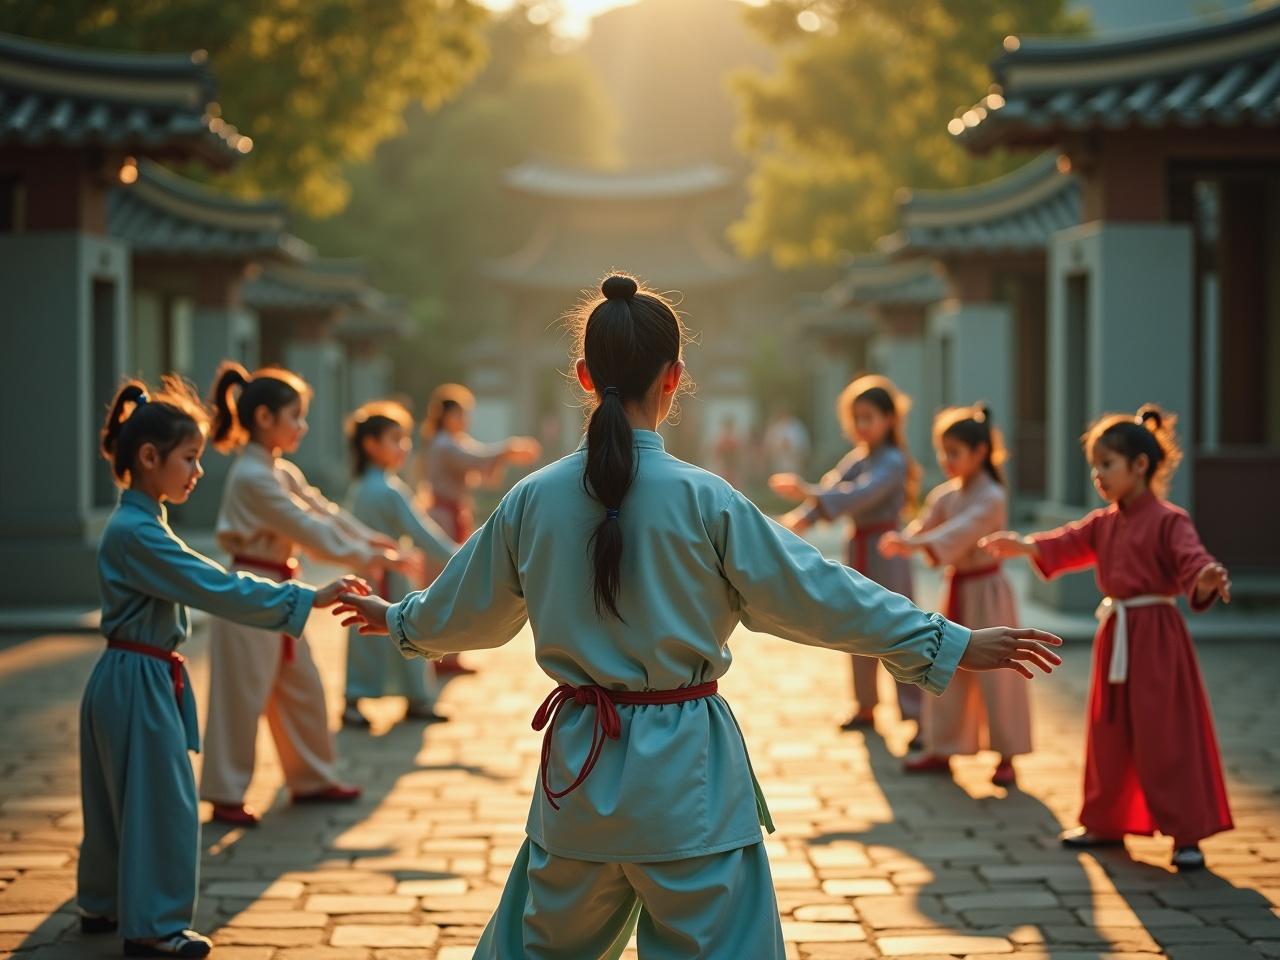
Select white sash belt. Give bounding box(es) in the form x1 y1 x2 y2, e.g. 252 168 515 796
1095 594 1178 683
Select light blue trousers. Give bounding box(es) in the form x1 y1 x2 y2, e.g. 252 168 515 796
77 653 199 939
473 838 785 959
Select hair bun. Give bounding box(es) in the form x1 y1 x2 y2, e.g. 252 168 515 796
974 402 991 424
1137 404 1163 431
601 275 637 301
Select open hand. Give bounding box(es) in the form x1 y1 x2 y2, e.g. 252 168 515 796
878 531 912 558
506 437 543 467
960 626 1063 680
778 508 812 534
1195 562 1231 605
768 473 808 501
979 531 1034 559
333 593 392 635
369 533 400 552
315 576 372 608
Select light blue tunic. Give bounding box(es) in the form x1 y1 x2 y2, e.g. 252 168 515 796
345 467 456 701
79 490 314 939
388 431 968 864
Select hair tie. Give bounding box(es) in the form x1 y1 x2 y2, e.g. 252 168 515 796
606 508 620 520
131 392 149 415
602 386 620 399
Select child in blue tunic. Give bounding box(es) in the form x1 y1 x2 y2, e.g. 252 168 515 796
342 400 458 727
334 276 1063 960
80 377 369 958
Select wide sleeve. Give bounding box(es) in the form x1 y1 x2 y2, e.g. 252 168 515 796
128 521 314 637
385 478 458 564
279 460 380 542
902 485 949 540
242 466 377 568
1163 511 1219 612
1029 509 1105 580
809 449 904 523
713 490 969 695
911 485 1006 568
386 492 528 660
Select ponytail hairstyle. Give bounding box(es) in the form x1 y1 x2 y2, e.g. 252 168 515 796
935 403 1007 486
346 400 413 478
208 360 311 453
421 384 475 441
837 374 923 508
1083 403 1182 496
570 273 689 621
100 375 208 486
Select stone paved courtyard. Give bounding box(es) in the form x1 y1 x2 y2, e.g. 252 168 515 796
1 596 1278 959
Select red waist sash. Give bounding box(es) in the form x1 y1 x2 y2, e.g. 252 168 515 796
942 562 1003 622
532 680 720 810
231 555 301 662
432 497 473 542
851 520 897 573
107 639 186 706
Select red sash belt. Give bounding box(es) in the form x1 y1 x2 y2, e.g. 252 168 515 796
432 497 473 542
851 520 897 573
532 680 720 810
942 563 1003 622
231 555 300 662
107 639 186 706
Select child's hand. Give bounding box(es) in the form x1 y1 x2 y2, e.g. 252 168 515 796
979 531 1035 559
369 533 400 552
961 626 1063 679
370 548 414 577
333 593 392 635
778 508 812 534
768 473 808 501
1195 562 1231 605
315 576 372 608
878 531 912 558
506 437 542 466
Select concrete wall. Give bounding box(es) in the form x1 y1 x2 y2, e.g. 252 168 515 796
1036 220 1195 610
0 232 130 607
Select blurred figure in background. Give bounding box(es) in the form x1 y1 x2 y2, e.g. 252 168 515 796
770 375 924 738
763 404 810 476
415 383 541 675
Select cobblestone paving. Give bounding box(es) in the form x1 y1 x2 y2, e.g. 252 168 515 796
0 599 1277 958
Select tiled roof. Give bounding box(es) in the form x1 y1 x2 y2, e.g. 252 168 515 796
244 258 408 339
0 30 249 164
880 152 1080 255
108 160 307 260
950 4 1280 150
829 254 948 308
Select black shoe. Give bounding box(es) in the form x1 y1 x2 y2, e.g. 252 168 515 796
80 913 118 935
839 712 875 732
123 930 212 957
1172 845 1205 871
341 704 371 728
1059 827 1124 849
403 703 449 723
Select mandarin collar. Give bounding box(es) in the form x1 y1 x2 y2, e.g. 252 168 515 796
120 488 165 520
1119 488 1158 515
243 442 275 464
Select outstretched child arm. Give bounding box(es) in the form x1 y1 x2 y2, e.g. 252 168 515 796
335 492 527 659
125 520 370 636
714 490 1061 690
1164 512 1231 610
981 509 1105 580
385 477 459 565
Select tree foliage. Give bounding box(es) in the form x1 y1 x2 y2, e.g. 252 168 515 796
296 8 617 399
0 0 488 215
730 0 1087 267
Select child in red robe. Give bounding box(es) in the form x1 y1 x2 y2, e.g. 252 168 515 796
982 405 1232 871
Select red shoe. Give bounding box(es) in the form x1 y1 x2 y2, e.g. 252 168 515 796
292 783 362 805
903 754 951 774
992 761 1017 786
210 803 260 826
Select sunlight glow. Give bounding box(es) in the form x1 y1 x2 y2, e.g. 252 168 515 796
479 0 765 40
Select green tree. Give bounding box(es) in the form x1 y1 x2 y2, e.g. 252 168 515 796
730 0 1086 267
0 0 488 215
296 7 617 398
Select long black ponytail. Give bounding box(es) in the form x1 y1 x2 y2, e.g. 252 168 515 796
574 274 686 621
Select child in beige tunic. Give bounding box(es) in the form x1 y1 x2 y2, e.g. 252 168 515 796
880 405 1031 785
200 362 401 824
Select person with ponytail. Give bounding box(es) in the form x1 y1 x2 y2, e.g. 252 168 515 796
413 383 541 675
80 377 369 957
769 374 926 736
983 404 1233 870
879 404 1032 786
200 361 403 826
332 274 1062 957
342 400 458 727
